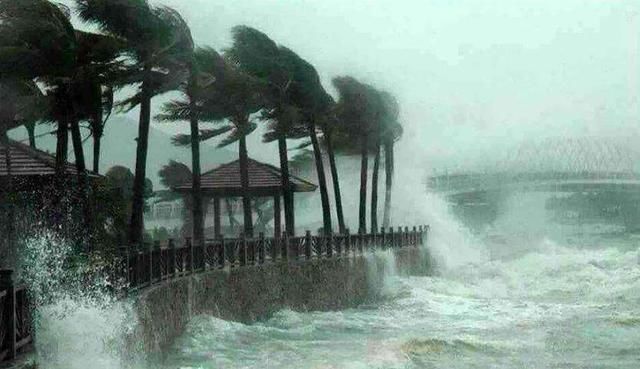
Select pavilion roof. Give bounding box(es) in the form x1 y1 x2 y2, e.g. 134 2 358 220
173 158 317 197
0 139 99 178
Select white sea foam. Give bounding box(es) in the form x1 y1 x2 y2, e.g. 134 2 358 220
18 230 139 369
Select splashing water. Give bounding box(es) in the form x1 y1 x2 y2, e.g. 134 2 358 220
15 178 640 368
165 185 640 369
17 230 139 369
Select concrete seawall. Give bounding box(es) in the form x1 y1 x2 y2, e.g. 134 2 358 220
129 246 431 359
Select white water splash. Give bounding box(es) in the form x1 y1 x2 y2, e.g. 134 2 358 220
17 231 139 369
387 162 487 272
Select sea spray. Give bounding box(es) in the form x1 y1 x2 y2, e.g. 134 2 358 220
387 164 487 273
17 230 141 369
364 247 403 297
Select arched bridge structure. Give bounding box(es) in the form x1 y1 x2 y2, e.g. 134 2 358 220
428 137 640 198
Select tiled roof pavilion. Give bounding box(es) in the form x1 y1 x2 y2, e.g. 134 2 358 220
173 158 317 197
173 158 317 238
0 139 96 178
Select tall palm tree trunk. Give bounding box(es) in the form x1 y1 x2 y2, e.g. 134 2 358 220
239 135 253 237
129 74 152 245
371 137 381 232
25 123 36 148
55 121 69 177
278 136 295 235
93 133 101 174
189 91 204 247
1 131 15 268
325 130 346 234
70 116 92 240
359 132 368 234
382 140 394 228
309 122 332 234
92 113 103 173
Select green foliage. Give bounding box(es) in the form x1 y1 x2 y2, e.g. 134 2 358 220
0 0 77 80
158 160 191 189
331 76 403 155
158 46 265 148
0 79 47 134
75 0 194 111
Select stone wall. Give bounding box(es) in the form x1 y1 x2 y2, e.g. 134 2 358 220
129 246 431 360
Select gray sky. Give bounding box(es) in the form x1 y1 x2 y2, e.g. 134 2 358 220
65 0 640 170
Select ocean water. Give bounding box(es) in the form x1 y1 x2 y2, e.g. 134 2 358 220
22 192 640 369
162 192 640 369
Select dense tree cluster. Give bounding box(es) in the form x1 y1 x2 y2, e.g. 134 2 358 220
0 0 404 249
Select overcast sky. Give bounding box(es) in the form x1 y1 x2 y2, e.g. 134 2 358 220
64 0 640 171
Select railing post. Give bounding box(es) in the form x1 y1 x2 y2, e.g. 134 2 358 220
219 236 226 269
0 269 16 360
136 243 144 286
250 238 257 265
369 228 376 252
240 234 247 267
168 239 177 278
345 228 351 254
412 226 418 245
397 227 403 248
282 231 289 262
120 245 131 287
389 227 394 249
424 225 429 245
305 231 313 260
150 241 159 283
326 232 334 258
358 230 364 254
258 232 266 264
380 228 386 250
292 236 299 261
271 234 278 262
404 227 410 246
186 237 194 273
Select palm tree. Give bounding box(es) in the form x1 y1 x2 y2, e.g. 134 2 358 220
0 0 77 177
0 0 100 237
24 120 37 148
226 26 301 235
87 84 114 173
333 76 380 233
369 91 402 232
320 115 347 234
160 47 265 238
76 0 194 245
155 44 208 247
276 47 335 234
379 92 402 229
371 129 382 232
72 27 123 175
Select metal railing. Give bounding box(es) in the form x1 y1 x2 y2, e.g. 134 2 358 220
121 225 429 290
0 270 33 362
0 224 429 364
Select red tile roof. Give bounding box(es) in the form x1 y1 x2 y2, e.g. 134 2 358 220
0 139 96 177
174 158 317 195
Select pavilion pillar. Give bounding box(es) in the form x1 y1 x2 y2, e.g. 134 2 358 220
273 194 281 239
213 197 221 238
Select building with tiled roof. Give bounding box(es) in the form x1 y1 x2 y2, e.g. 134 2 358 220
173 158 317 238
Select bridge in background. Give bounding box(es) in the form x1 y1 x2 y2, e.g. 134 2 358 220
427 137 640 197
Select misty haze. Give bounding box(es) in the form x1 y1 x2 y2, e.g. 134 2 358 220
0 1 639 369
